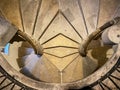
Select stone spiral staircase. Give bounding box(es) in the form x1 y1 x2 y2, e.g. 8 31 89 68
0 0 120 90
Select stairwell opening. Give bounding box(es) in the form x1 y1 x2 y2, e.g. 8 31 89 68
1 40 43 81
